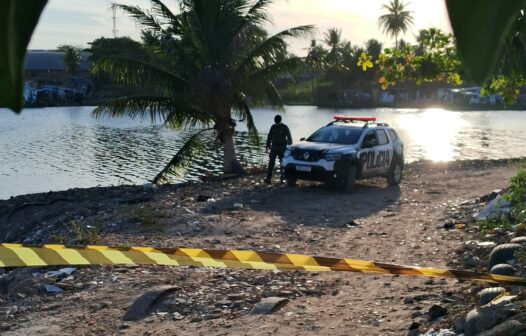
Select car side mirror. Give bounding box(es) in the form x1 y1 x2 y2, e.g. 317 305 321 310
300 137 306 141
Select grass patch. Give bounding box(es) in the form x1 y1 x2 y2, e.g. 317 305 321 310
133 205 159 233
51 220 102 245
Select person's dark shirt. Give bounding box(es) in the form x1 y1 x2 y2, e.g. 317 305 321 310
266 123 292 148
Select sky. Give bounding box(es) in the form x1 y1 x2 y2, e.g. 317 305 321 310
29 0 452 54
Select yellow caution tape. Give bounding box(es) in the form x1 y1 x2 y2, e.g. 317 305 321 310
1 243 524 286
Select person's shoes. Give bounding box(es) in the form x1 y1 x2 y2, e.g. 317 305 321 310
264 178 271 185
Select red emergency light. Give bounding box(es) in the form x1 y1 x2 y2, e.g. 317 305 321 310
333 115 376 122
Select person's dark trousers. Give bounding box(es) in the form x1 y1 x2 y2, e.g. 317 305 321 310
267 145 287 180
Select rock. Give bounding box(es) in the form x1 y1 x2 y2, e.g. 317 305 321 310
464 307 516 336
196 195 212 202
511 236 526 244
428 304 447 321
455 316 466 333
421 329 457 336
172 312 185 321
488 244 522 269
474 196 512 221
250 297 289 315
488 295 517 307
477 241 497 248
123 286 178 321
142 183 155 192
489 264 515 276
44 284 64 293
479 287 507 306
443 220 455 229
404 297 414 304
479 319 526 336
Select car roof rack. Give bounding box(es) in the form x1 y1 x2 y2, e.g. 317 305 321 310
329 115 388 128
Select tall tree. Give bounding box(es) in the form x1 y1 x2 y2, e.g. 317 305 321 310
92 0 313 182
58 45 81 76
323 28 343 63
378 0 414 49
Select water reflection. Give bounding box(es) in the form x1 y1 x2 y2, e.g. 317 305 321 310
395 109 469 162
1 106 526 199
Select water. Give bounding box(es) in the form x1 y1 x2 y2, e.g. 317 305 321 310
1 106 526 199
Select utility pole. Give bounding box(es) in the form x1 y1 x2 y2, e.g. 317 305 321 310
111 3 118 38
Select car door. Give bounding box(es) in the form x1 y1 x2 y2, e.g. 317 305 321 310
358 129 392 176
358 130 378 177
374 129 392 175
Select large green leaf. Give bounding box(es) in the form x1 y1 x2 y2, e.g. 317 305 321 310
0 0 47 112
446 0 526 83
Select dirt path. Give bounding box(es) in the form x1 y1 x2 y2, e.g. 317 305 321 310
0 160 521 335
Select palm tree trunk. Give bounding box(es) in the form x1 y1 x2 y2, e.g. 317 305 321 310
395 34 398 49
216 110 245 175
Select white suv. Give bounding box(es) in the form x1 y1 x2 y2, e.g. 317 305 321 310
283 116 404 192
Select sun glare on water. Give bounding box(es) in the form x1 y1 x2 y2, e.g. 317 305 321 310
396 108 469 162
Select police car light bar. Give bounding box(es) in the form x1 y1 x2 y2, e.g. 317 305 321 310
333 115 376 122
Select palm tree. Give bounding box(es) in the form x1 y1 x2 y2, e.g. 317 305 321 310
58 45 81 76
378 0 414 49
92 0 313 183
324 28 343 63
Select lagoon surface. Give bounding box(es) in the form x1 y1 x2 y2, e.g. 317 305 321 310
1 106 526 199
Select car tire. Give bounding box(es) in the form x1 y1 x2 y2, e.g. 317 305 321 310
343 165 356 193
387 160 403 186
286 178 297 187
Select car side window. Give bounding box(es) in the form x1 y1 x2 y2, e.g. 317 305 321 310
377 130 389 145
361 131 377 148
387 129 398 141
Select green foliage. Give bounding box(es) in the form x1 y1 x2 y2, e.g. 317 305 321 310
505 166 526 205
478 218 513 234
0 0 47 112
52 221 101 245
445 0 526 83
375 28 461 89
133 205 158 232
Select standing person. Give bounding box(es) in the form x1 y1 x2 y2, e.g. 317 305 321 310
264 115 292 184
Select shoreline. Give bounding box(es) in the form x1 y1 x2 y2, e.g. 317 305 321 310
1 158 524 203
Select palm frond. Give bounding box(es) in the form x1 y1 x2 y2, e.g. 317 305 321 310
262 81 284 110
92 55 188 91
118 4 167 34
235 25 314 73
93 96 175 123
150 0 180 25
152 128 214 184
244 0 273 24
234 94 260 146
248 56 310 82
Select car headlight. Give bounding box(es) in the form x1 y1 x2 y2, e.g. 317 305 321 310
325 153 342 161
284 148 292 157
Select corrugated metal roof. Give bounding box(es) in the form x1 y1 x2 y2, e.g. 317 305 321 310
25 51 91 71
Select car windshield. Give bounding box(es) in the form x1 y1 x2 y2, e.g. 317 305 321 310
307 126 363 145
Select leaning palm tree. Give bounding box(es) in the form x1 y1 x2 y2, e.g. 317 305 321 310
378 0 414 49
92 0 313 184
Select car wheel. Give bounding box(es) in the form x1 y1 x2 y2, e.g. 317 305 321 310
286 178 297 187
387 160 403 186
343 165 356 193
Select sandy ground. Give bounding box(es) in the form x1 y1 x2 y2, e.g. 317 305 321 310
0 160 522 335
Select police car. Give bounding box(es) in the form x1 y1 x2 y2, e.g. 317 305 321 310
283 116 404 192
